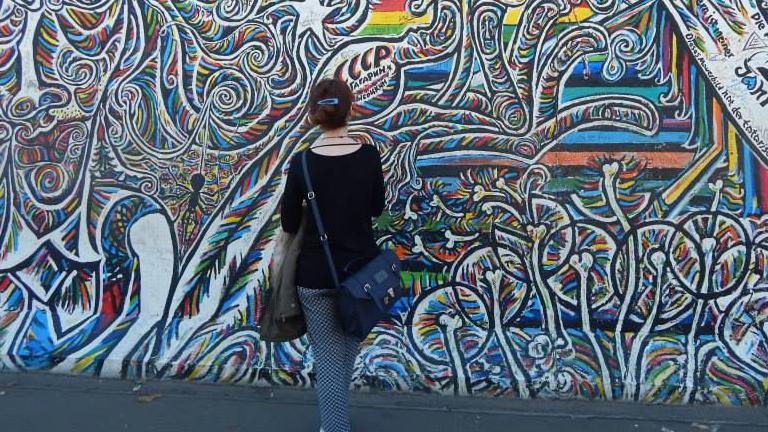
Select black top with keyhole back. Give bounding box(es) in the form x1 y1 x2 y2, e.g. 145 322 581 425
280 144 386 289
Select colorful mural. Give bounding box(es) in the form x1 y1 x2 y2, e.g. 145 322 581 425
0 0 768 405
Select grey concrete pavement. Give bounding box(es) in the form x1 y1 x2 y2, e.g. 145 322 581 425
0 372 766 432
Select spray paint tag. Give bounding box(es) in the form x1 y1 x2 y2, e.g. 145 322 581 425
338 45 396 103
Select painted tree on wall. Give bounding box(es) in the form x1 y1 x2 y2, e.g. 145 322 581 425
0 0 767 405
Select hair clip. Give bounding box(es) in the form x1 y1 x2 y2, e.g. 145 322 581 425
317 98 339 106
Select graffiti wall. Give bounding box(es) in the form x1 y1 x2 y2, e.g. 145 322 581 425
1 0 768 405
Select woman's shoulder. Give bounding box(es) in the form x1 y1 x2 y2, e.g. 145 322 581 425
287 149 309 175
360 143 382 159
290 148 312 162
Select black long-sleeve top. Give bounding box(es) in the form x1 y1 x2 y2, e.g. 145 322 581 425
280 145 386 289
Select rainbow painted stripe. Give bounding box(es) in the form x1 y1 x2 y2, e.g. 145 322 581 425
357 1 767 210
360 0 595 35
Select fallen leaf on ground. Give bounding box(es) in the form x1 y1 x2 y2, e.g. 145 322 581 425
136 393 162 403
691 424 720 431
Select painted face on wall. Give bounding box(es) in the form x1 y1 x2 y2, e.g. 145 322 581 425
0 2 127 236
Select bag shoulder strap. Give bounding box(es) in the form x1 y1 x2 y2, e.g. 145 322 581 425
301 151 341 288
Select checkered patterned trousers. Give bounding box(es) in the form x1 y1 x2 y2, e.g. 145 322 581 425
298 287 360 432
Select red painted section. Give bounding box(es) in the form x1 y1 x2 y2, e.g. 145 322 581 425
371 0 406 12
759 161 768 212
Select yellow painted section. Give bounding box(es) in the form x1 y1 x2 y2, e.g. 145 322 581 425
727 122 739 175
504 6 593 25
671 33 678 78
368 7 592 26
367 11 432 25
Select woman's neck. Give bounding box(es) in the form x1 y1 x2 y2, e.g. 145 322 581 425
320 126 348 139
